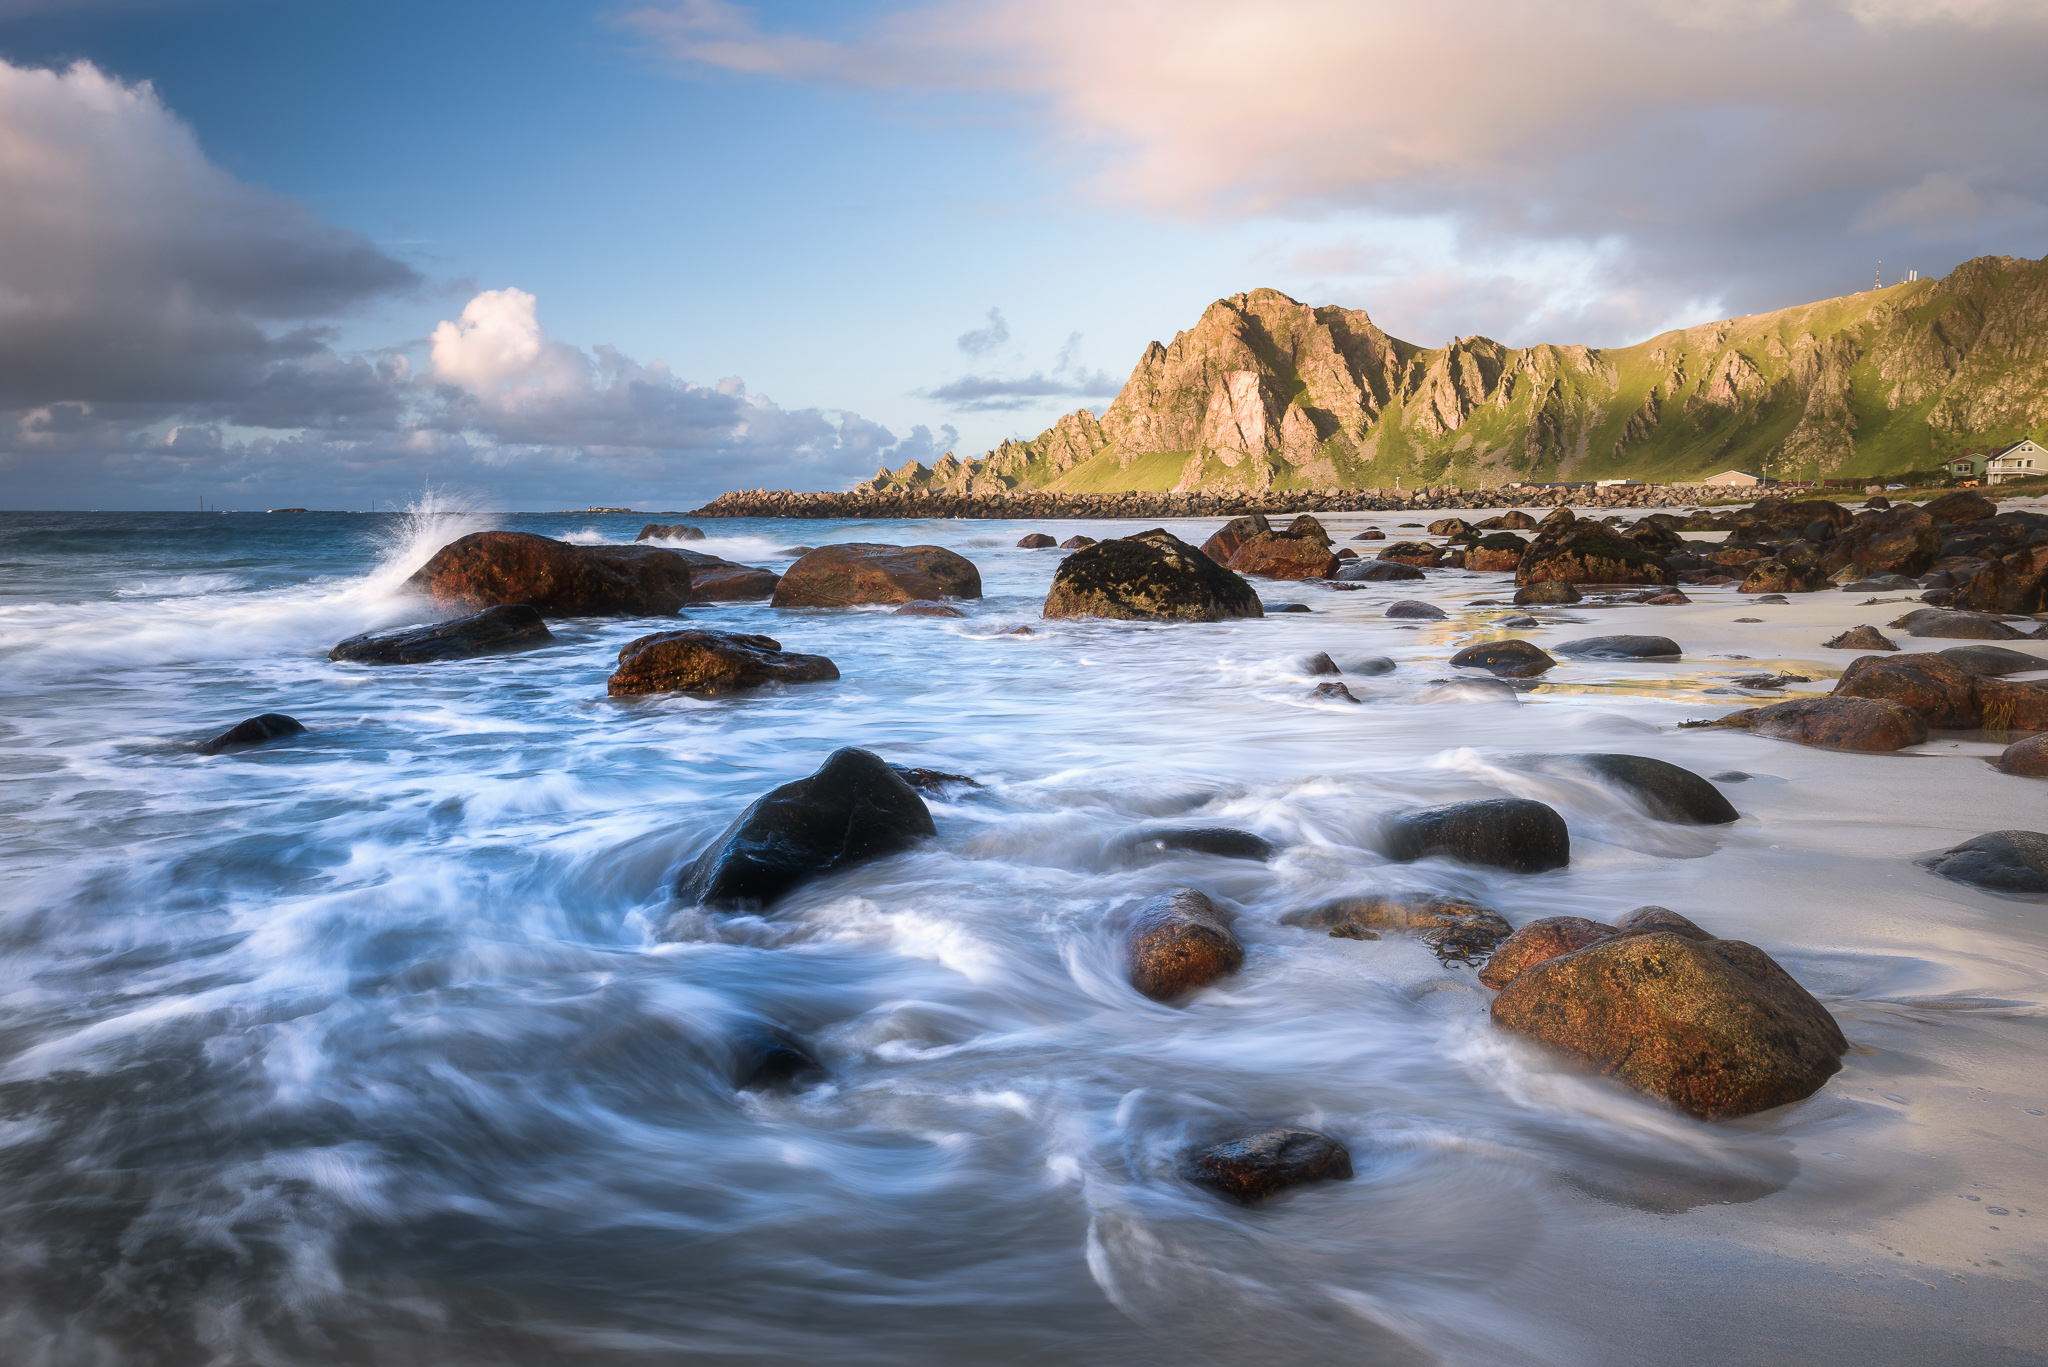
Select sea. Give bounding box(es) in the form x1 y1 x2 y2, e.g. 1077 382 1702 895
0 501 2042 1366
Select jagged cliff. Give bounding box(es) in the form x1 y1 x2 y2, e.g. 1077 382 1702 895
860 254 2048 496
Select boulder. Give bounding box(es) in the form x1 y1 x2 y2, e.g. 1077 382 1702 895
198 712 305 755
1449 639 1555 678
1924 830 2048 893
1993 734 2048 776
1887 607 2025 640
1824 626 1897 651
1837 573 1921 592
609 630 839 697
1922 490 1998 524
328 603 553 664
1376 541 1443 568
1535 753 1738 824
1353 528 1386 541
676 748 934 910
1786 499 1852 533
1516 522 1675 587
1942 644 2047 677
1017 533 1057 549
1124 889 1244 1001
1385 599 1447 620
1284 894 1510 958
888 765 979 791
675 552 782 602
636 523 705 542
1383 798 1570 873
1427 517 1473 537
1184 1128 1353 1203
1744 696 1927 751
1199 514 1272 566
1477 916 1619 990
772 543 982 609
1298 651 1340 675
1513 580 1583 606
1336 559 1425 582
1227 532 1341 580
1286 514 1332 543
1832 652 1981 727
1552 634 1682 661
1312 681 1361 702
1538 507 1576 530
1739 550 1830 594
408 531 693 616
1339 654 1397 675
730 1025 827 1091
1060 535 1098 550
1127 827 1276 861
1643 591 1692 606
1268 602 1312 613
1824 503 1941 576
1043 530 1263 622
1954 543 2048 615
1976 677 2048 732
1490 930 1848 1119
893 600 967 618
1464 532 1528 573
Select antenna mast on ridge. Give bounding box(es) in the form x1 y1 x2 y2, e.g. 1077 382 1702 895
1875 261 1882 290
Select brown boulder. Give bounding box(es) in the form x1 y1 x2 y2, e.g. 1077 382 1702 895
607 630 839 697
1824 504 1940 576
409 531 693 616
1200 514 1272 565
771 543 982 609
1376 541 1443 567
1427 517 1473 536
1887 606 2027 640
1516 522 1675 587
1824 626 1897 651
1125 889 1244 1001
1490 931 1848 1119
1739 549 1830 594
1977 677 2048 733
1955 543 2048 614
1017 533 1056 549
1784 499 1852 532
1227 532 1341 579
1478 916 1620 989
1713 547 1766 567
1745 696 1927 750
1354 528 1386 541
1286 514 1332 543
1496 510 1537 530
1994 733 2048 776
672 549 781 602
1060 535 1097 550
1922 490 1997 524
1833 652 1981 727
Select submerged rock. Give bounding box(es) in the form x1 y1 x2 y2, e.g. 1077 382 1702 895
198 713 305 755
1383 798 1570 873
1298 651 1340 675
1385 599 1447 621
1887 607 2026 640
1124 888 1244 1001
1127 827 1276 861
1043 530 1263 623
1742 696 1927 751
409 531 693 616
1925 830 2048 893
636 523 705 542
1017 533 1057 548
676 748 935 911
1512 580 1582 605
1553 634 1683 660
772 543 982 609
1311 681 1361 702
609 630 839 697
892 600 967 618
328 603 553 664
1060 535 1098 550
1335 559 1424 582
730 1025 827 1091
1941 644 2047 677
1185 1128 1353 1203
1525 753 1738 825
1449 639 1555 678
1284 893 1510 958
1490 927 1848 1119
1824 625 1897 651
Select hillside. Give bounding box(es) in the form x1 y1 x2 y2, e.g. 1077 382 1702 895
859 254 2048 496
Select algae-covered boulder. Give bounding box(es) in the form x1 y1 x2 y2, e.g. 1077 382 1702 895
608 630 839 697
1043 530 1263 622
1516 520 1675 587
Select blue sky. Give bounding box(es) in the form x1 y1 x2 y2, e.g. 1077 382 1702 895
2 0 2045 509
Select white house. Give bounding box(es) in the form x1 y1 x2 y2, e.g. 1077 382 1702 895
1986 440 2046 485
1702 470 1766 487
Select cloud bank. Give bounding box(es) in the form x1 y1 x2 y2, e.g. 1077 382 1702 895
634 0 2048 343
0 58 932 508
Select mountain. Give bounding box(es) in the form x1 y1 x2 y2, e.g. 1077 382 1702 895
860 254 2048 496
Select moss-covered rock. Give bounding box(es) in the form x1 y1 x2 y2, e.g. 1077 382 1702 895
1043 530 1263 622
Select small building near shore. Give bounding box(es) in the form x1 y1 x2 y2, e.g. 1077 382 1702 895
1702 470 1767 487
1942 452 1988 480
1986 440 2045 485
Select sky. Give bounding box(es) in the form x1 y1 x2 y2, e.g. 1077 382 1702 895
2 0 2046 511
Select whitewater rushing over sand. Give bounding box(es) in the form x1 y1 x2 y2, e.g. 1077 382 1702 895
0 503 2043 1366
